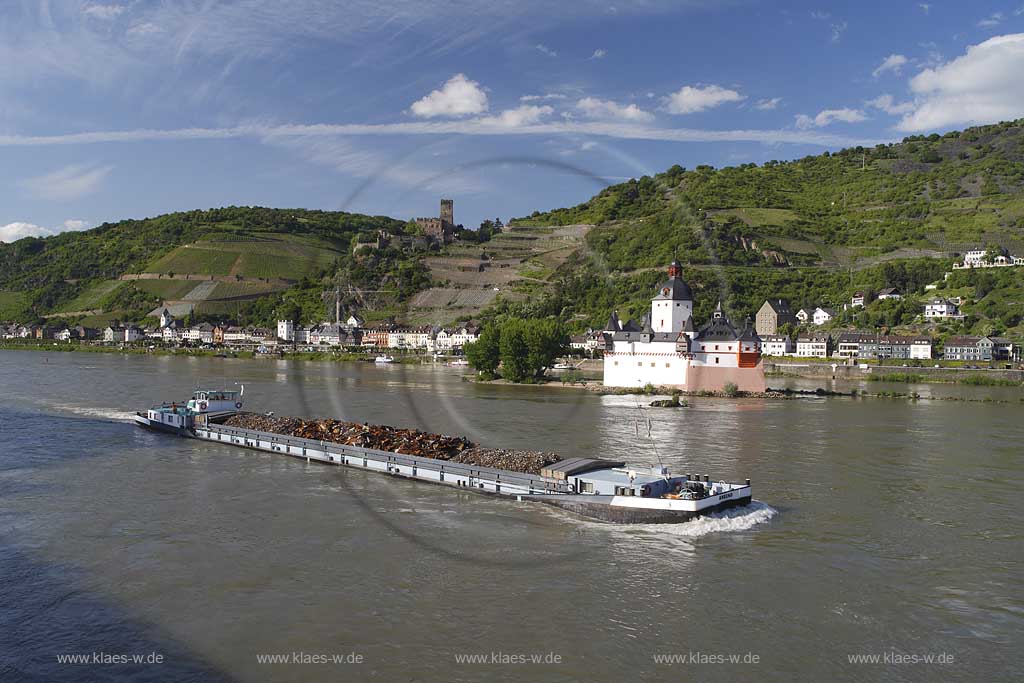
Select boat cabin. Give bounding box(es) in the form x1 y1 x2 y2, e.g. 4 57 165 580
186 388 244 414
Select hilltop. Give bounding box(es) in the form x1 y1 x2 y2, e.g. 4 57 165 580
0 207 408 327
0 205 585 329
3 120 1024 339
506 119 1024 339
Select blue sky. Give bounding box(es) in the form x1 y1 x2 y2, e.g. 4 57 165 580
3 0 1024 242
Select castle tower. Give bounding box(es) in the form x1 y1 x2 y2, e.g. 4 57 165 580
440 199 454 226
651 259 693 334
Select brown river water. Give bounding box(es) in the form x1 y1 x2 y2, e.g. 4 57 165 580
0 350 1020 682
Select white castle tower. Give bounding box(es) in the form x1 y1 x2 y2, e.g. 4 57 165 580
277 319 294 342
651 259 693 334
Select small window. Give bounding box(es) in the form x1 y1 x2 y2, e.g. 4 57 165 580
715 357 720 364
650 362 655 367
715 344 719 350
637 361 642 367
665 363 671 368
613 361 618 366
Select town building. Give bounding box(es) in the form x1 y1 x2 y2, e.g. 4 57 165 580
924 298 960 319
755 299 797 336
795 307 815 324
761 334 794 356
850 291 869 308
795 333 832 358
877 287 902 300
812 307 836 326
602 260 765 393
943 336 994 361
835 331 873 358
277 319 294 342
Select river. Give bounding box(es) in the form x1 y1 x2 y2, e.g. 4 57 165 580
0 350 1020 681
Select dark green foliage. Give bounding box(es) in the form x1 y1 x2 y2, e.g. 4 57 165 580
467 317 567 382
0 206 406 318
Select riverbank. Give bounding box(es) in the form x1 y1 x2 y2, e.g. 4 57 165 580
765 360 1024 386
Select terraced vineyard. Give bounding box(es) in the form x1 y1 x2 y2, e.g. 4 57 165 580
407 224 590 325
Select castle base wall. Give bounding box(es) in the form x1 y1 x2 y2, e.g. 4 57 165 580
684 362 767 393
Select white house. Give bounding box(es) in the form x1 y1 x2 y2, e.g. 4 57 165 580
159 308 174 328
449 324 480 349
910 338 933 360
796 333 832 358
850 291 868 307
103 326 124 343
924 298 959 319
761 335 794 356
277 319 295 342
795 308 814 324
812 307 835 326
877 287 902 300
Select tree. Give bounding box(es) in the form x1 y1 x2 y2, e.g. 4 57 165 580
499 319 531 382
464 325 501 375
523 318 567 379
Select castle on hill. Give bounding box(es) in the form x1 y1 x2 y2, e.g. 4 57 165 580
602 260 766 393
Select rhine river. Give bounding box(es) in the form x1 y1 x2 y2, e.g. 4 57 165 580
1 350 1020 682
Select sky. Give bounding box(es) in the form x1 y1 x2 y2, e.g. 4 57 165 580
3 0 1024 242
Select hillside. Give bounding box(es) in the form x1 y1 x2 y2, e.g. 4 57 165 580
0 207 407 327
509 119 1024 339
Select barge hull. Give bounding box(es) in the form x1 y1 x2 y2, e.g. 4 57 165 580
526 495 754 524
157 421 754 525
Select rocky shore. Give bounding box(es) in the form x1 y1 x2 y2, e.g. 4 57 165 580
221 413 561 475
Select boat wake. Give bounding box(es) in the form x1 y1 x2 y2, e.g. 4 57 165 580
36 401 135 423
591 500 777 539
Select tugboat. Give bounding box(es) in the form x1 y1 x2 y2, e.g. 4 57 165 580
374 354 394 364
133 387 244 436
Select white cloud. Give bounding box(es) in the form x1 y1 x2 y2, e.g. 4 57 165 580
899 33 1024 131
918 3 931 14
0 219 90 242
977 13 1003 28
831 21 847 42
479 105 554 127
663 84 744 114
0 119 884 151
576 97 654 122
590 48 607 59
520 93 568 102
126 23 163 37
410 74 488 118
81 4 125 20
866 94 915 115
20 164 113 201
795 108 866 129
535 44 558 57
872 53 908 77
754 97 782 111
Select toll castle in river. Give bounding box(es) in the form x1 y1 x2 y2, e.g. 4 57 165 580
602 260 767 393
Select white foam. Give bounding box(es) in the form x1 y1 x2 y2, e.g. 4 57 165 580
38 402 135 423
604 500 777 539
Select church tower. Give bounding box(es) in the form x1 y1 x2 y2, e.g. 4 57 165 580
650 259 693 334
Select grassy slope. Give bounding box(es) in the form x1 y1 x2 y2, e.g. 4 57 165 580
0 207 406 324
508 119 1024 339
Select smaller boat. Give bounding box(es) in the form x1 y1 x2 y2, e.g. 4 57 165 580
449 358 469 367
374 354 394 364
551 362 574 370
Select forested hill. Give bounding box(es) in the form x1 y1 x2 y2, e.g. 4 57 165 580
504 119 1024 338
0 207 411 325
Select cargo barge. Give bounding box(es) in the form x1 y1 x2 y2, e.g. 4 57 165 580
135 390 754 524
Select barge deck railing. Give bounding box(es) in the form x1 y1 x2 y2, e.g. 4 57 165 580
197 422 572 496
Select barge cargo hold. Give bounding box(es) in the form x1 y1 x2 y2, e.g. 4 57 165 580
134 393 755 524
